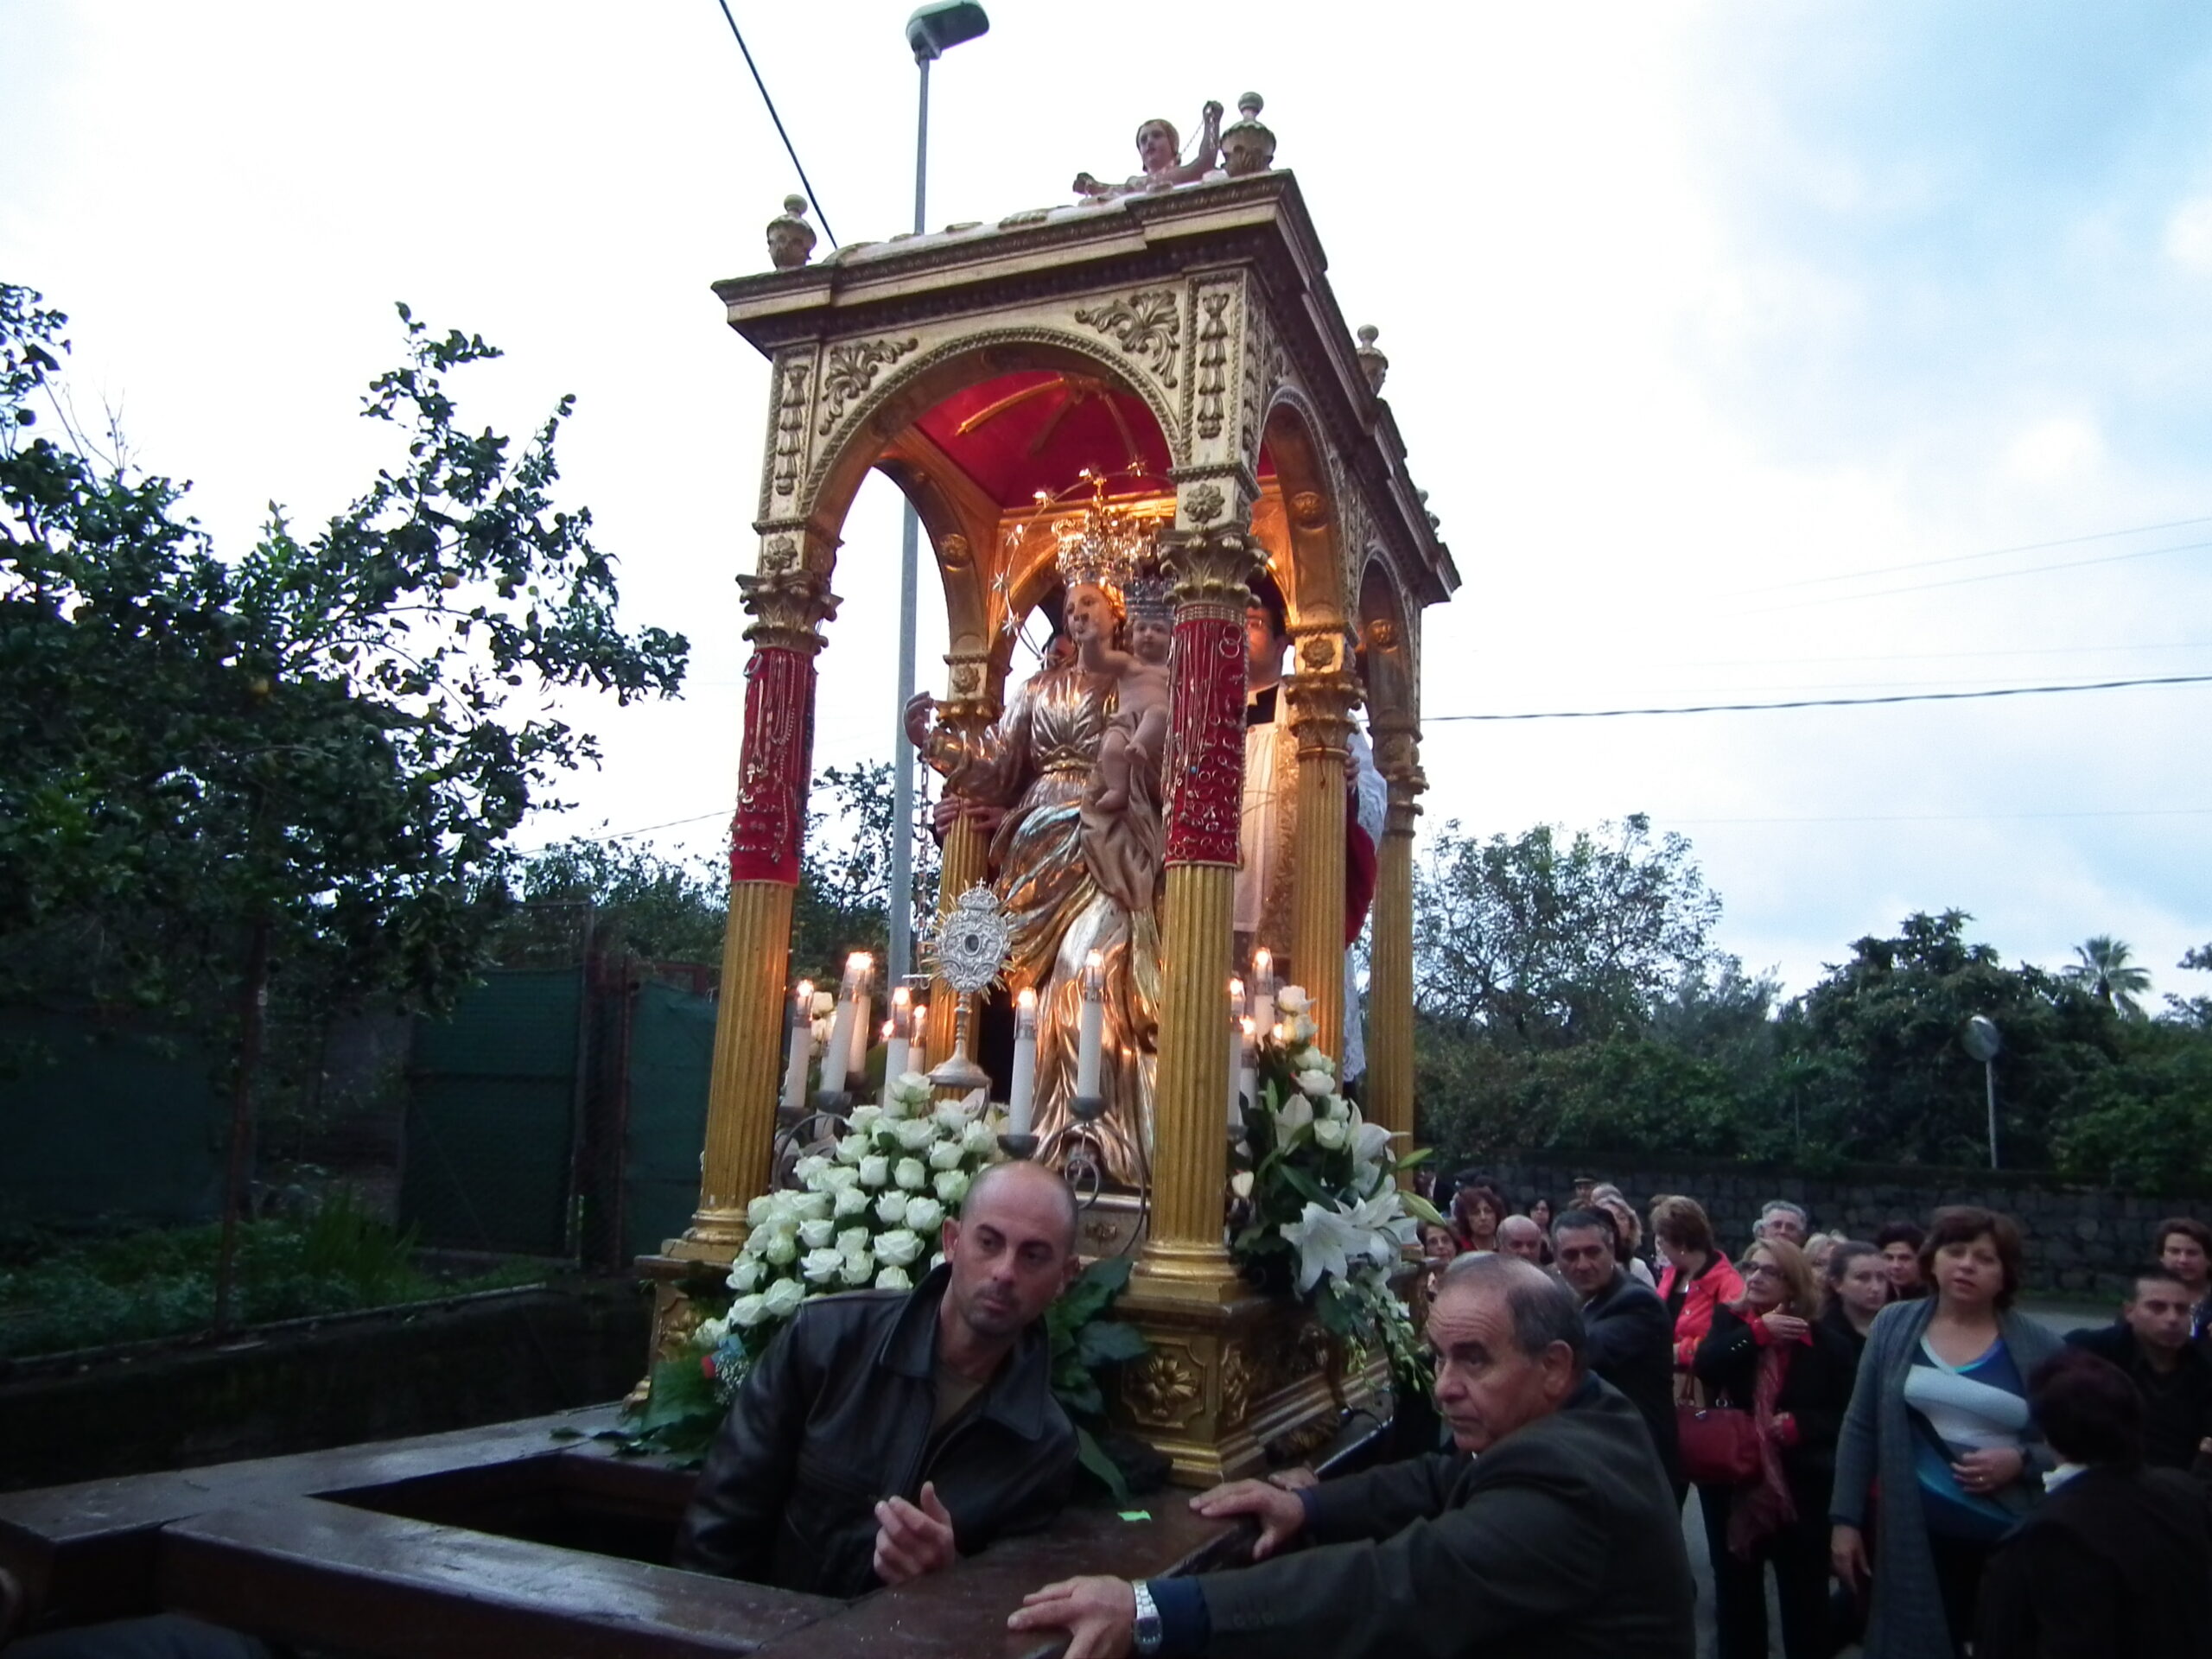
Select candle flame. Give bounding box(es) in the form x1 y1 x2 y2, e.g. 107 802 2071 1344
1229 976 1244 999
1085 949 1103 969
1017 987 1038 1010
796 980 813 1001
891 985 911 1008
1242 1017 1255 1036
881 1020 894 1039
1254 948 1271 975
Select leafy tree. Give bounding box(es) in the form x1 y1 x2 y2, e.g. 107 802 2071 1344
0 286 688 1321
2064 935 2152 1019
1776 912 2119 1167
496 839 729 968
789 760 938 985
1412 813 1724 1049
2053 1018 2212 1190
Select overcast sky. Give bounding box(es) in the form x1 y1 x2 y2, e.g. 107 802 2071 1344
6 2 2209 999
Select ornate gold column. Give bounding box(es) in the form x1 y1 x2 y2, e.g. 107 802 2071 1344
1135 525 1259 1304
1366 713 1422 1178
1284 629 1358 1065
925 650 998 1068
672 555 837 1261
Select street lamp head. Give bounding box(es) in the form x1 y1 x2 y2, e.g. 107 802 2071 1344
907 0 988 62
1962 1014 2002 1064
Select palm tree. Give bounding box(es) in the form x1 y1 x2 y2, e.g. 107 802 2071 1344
2065 935 2152 1018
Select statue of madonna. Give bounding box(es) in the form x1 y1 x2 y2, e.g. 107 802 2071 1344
906 579 1162 1186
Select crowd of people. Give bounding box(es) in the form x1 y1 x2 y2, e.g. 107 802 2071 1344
1414 1169 2212 1657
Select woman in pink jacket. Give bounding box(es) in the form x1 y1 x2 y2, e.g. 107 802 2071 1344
1651 1194 1746 1369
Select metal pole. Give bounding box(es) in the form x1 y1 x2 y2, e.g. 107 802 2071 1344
889 56 931 987
1985 1057 1999 1170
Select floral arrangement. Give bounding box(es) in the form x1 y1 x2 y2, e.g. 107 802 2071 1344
1231 984 1440 1392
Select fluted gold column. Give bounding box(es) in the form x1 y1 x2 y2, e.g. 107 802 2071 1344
1135 525 1259 1304
675 556 836 1260
1285 646 1358 1064
1366 714 1421 1181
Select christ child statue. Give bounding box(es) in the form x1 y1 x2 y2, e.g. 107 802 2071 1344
1089 582 1173 814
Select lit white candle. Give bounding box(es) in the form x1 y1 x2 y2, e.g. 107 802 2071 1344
1238 1016 1257 1127
846 954 874 1087
909 1001 929 1077
1075 950 1105 1099
821 953 863 1095
1007 988 1039 1137
1251 949 1275 1042
781 980 814 1111
881 988 912 1097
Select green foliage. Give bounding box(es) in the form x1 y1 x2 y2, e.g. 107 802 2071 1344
2053 1020 2212 1190
788 761 939 986
1414 814 1725 1049
2063 935 2153 1020
495 839 729 967
0 285 689 1030
0 1199 534 1357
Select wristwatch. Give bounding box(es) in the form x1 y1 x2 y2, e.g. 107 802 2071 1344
1131 1580 1163 1656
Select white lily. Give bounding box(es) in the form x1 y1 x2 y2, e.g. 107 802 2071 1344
1278 1200 1362 1294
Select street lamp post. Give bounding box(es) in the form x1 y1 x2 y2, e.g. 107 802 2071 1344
889 1 989 988
1962 1014 2002 1170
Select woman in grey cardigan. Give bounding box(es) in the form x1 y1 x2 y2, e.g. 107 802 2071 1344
1828 1207 2062 1659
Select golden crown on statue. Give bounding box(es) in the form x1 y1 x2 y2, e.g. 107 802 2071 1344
1052 469 1154 602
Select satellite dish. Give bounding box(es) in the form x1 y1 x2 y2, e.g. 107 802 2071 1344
1961 1015 2001 1064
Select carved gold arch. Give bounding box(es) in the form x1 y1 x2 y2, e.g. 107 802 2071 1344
1255 387 1349 633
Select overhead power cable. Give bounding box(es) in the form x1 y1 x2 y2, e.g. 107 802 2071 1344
1724 537 2212 618
714 1 838 247
1426 671 2212 723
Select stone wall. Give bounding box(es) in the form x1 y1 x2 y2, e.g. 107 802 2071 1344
1469 1157 2212 1299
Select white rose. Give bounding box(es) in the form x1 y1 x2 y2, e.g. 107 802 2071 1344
836 1225 871 1255
760 1230 799 1265
1295 1068 1334 1098
1319 1094 1349 1122
727 1256 763 1294
811 991 836 1017
798 1217 836 1250
1276 985 1309 1015
859 1154 890 1188
728 1294 769 1328
834 1183 871 1217
932 1104 971 1135
1313 1117 1349 1150
840 1249 875 1287
904 1196 946 1235
1292 1014 1317 1043
931 1168 969 1206
847 1103 884 1132
874 1228 924 1268
1230 1170 1255 1199
836 1133 867 1165
747 1194 783 1229
793 1154 830 1187
874 1264 913 1292
927 1139 965 1172
819 1164 860 1192
761 1276 805 1319
875 1190 911 1226
791 1191 833 1222
695 1316 729 1346
801 1247 845 1285
962 1120 997 1156
894 1116 939 1152
895 1157 928 1191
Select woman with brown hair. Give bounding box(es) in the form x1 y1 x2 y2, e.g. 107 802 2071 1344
1694 1236 1859 1659
1452 1183 1505 1255
1652 1195 1745 1370
1830 1206 2064 1658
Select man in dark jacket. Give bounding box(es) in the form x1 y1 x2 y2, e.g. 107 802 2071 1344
2065 1261 2212 1475
1977 1348 2212 1659
675 1160 1081 1598
1553 1206 1679 1490
1009 1252 1694 1659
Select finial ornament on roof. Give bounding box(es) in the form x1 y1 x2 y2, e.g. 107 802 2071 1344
1355 325 1389 395
766 195 816 270
1219 93 1276 178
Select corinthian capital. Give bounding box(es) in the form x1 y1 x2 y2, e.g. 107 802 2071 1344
1283 669 1362 760
1157 527 1262 622
738 564 839 654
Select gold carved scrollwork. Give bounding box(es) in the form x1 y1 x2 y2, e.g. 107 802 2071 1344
1159 528 1260 620
1123 1343 1206 1429
1218 1341 1256 1429
1184 482 1226 525
1075 289 1180 388
1286 669 1360 761
772 360 810 499
1195 290 1231 440
817 336 919 435
758 535 798 574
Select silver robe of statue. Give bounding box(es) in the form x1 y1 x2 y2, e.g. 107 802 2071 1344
929 664 1160 1185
